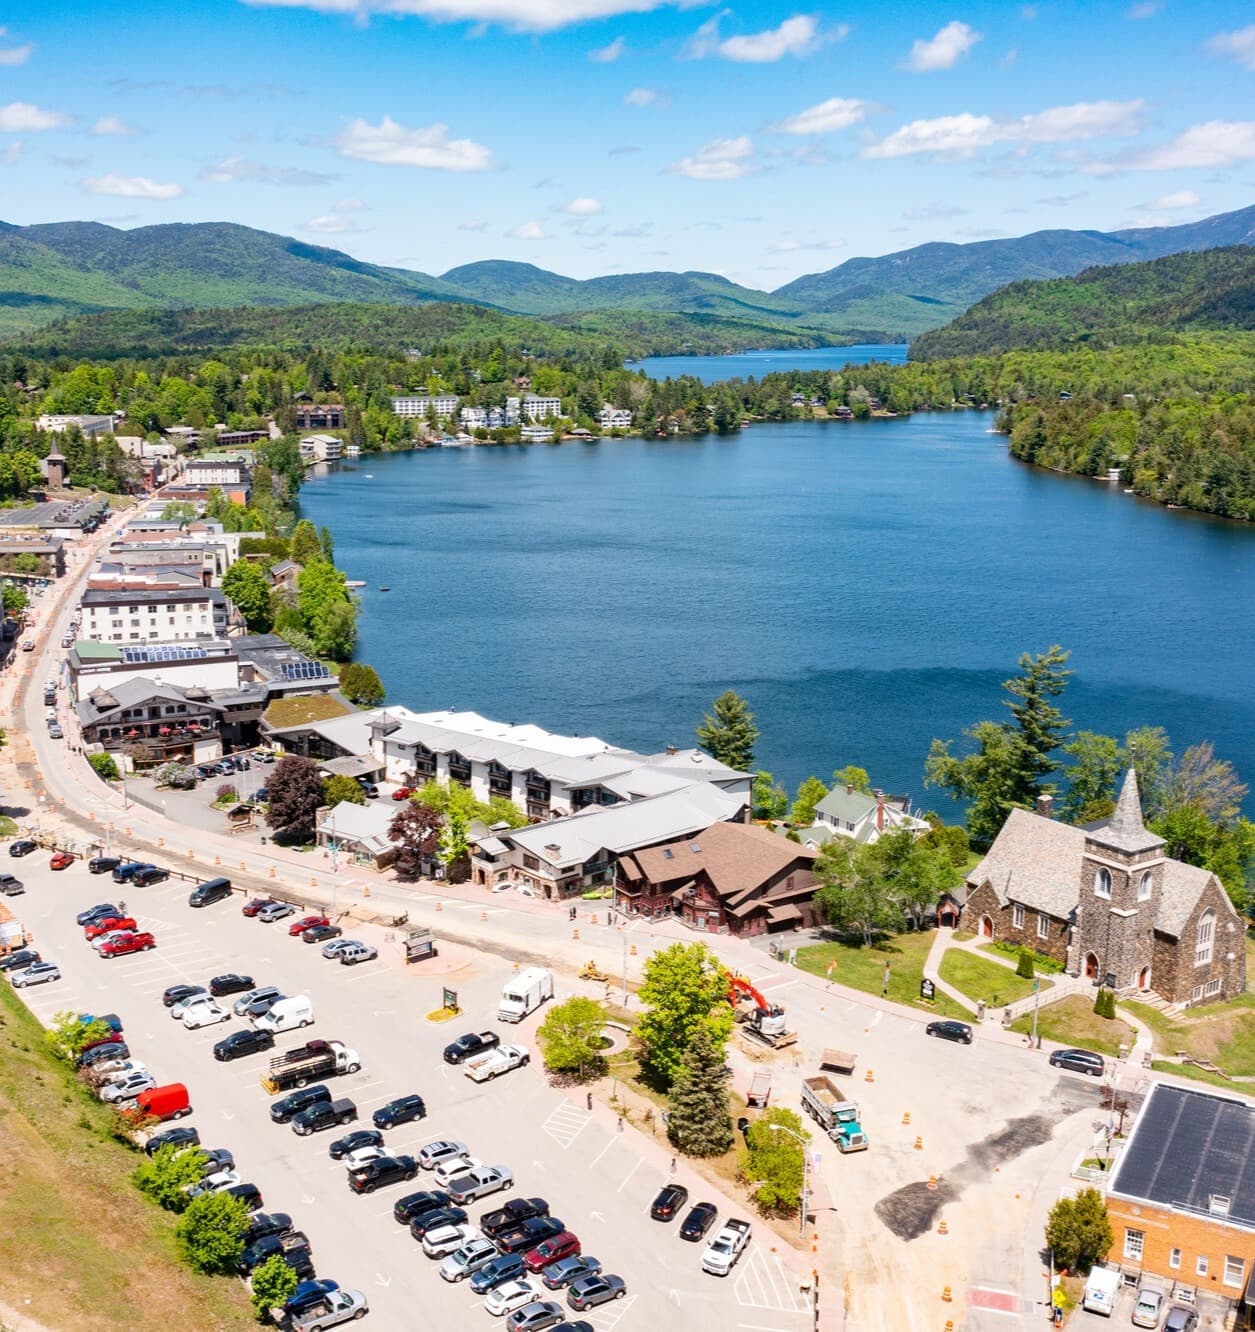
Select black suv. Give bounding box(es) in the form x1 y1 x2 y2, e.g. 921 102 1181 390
243 1212 293 1247
407 1205 468 1240
111 861 149 883
8 839 36 857
482 1197 550 1240
214 1028 275 1061
332 1129 385 1162
393 1189 452 1225
1048 1047 1106 1076
145 1125 200 1156
88 856 121 875
132 866 169 887
650 1184 688 1222
495 1216 564 1254
270 1085 332 1124
0 948 39 972
347 1154 418 1194
372 1094 426 1129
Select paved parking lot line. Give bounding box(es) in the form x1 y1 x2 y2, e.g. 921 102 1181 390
616 1157 646 1193
733 1247 810 1314
542 1097 592 1150
585 1292 639 1329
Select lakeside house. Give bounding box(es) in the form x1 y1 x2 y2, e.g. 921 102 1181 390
391 394 459 420
295 404 345 430
811 783 930 844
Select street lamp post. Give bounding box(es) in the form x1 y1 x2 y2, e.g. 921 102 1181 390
769 1122 810 1239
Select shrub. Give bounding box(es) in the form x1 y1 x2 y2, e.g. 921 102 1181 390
1016 948 1035 979
1093 988 1116 1019
249 1253 298 1322
46 1010 110 1064
88 752 120 782
132 1143 205 1213
537 996 607 1081
214 783 238 805
175 1191 250 1274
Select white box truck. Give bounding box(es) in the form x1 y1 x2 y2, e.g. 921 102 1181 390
1082 1265 1120 1316
498 968 553 1023
254 996 314 1035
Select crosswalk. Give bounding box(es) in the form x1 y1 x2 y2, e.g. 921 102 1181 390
733 1246 812 1314
541 1096 592 1150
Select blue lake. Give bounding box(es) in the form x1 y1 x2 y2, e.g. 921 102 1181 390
626 344 909 384
298 415 1255 812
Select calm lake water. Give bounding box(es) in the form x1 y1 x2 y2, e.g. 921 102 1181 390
626 344 909 383
298 416 1255 811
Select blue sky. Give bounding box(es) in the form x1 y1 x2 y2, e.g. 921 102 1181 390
1 0 1253 288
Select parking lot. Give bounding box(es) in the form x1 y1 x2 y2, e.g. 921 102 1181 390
9 857 814 1332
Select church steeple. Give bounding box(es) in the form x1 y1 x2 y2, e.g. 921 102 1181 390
1088 768 1164 856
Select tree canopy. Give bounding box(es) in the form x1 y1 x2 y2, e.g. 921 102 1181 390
635 941 733 1089
695 690 759 772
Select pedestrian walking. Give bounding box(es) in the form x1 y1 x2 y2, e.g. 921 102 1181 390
616 1116 623 1133
881 965 891 997
669 1156 676 1174
586 1091 592 1112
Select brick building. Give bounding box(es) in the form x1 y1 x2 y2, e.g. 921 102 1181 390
962 770 1245 1006
1106 1082 1255 1320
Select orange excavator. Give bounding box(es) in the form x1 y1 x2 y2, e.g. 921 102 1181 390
728 974 797 1048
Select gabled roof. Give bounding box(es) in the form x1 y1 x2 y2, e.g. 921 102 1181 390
317 800 396 854
629 820 816 906
76 676 223 725
814 786 878 824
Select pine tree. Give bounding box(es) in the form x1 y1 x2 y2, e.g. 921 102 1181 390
695 690 759 772
666 1025 734 1157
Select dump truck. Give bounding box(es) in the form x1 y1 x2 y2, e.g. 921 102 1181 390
465 1044 529 1083
800 1073 868 1153
729 976 797 1049
498 968 553 1023
261 1039 362 1095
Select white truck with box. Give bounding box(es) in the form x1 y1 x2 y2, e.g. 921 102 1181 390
498 968 553 1023
1082 1264 1120 1316
465 1044 530 1083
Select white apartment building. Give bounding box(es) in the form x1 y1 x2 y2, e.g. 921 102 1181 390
599 405 633 430
391 395 460 420
79 588 230 644
520 424 555 443
298 435 343 462
460 406 488 430
183 459 250 487
35 413 117 437
521 394 562 421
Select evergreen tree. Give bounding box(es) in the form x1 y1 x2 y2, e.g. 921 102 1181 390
695 690 759 772
289 519 322 565
340 662 385 706
1044 1188 1112 1273
666 1024 734 1157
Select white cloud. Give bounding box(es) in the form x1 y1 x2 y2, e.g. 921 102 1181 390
242 0 685 33
337 196 366 210
589 35 625 61
335 116 494 171
771 96 871 135
1150 189 1200 209
862 100 1145 158
563 197 603 215
1205 25 1255 70
902 20 982 72
82 173 183 199
1128 121 1255 170
686 13 828 63
91 115 141 136
901 202 968 220
766 236 844 252
624 87 668 108
199 155 338 185
1126 1 1160 17
0 41 33 66
2 141 21 164
0 102 71 132
668 135 756 181
510 220 545 238
304 213 359 233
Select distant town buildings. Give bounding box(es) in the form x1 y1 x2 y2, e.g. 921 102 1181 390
294 404 345 430
35 413 117 437
299 434 343 463
79 587 231 644
391 394 460 420
521 394 562 421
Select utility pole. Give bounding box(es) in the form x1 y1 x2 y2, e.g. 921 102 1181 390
1031 975 1041 1049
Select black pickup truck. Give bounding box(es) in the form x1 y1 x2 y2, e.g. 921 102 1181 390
442 1030 500 1065
292 1097 357 1136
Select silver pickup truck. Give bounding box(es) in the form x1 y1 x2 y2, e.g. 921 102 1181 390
289 1288 369 1331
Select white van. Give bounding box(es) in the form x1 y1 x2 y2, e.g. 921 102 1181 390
254 996 314 1035
1082 1265 1121 1316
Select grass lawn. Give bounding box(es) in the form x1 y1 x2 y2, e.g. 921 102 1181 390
1149 1060 1244 1091
1122 993 1255 1077
795 930 971 1019
1009 994 1133 1058
0 977 253 1330
939 948 1049 1007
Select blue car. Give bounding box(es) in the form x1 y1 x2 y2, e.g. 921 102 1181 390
469 1252 527 1295
284 1279 339 1316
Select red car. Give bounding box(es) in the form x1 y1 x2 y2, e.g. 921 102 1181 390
50 851 74 870
85 916 137 940
289 915 328 937
391 787 414 801
100 931 156 958
241 897 278 918
524 1230 581 1272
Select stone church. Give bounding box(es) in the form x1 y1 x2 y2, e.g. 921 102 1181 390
963 769 1246 1006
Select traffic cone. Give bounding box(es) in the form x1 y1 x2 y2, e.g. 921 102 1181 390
914 1136 923 1150
573 928 580 940
938 1220 948 1235
902 1111 911 1125
629 944 637 956
928 1174 938 1190
435 901 442 911
865 1068 875 1082
941 1286 952 1303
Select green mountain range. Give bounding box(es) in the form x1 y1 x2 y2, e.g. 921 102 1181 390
911 245 1255 359
0 204 1252 344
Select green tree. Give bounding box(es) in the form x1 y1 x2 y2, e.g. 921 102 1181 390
46 1011 109 1063
867 830 958 925
439 803 471 880
811 841 900 945
322 773 365 807
13 552 39 575
88 752 120 782
132 1143 205 1213
790 775 829 828
318 525 335 561
536 995 608 1081
339 661 385 707
1 583 28 615
635 941 733 1089
175 1191 250 1274
289 519 322 565
666 1024 734 1158
695 690 759 772
1016 948 1035 979
751 770 789 822
1060 730 1122 823
310 598 357 661
1044 1188 1112 1274
739 1106 809 1216
925 646 1073 847
832 764 871 794
222 560 274 632
249 1253 298 1323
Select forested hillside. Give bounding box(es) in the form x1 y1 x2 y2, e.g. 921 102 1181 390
912 246 1255 358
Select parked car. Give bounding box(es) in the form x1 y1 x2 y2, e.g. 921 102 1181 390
407 1205 468 1240
0 948 40 972
1163 1306 1199 1332
373 1094 426 1129
506 1302 565 1331
241 897 278 917
1048 1048 1106 1077
0 873 24 895
303 924 342 944
926 1020 973 1045
422 1222 479 1259
132 866 169 887
496 1217 565 1255
242 1211 293 1246
196 1148 235 1176
418 1140 468 1172
293 1097 356 1136
433 1155 480 1189
392 786 414 800
209 972 255 997
483 1198 550 1241
49 851 74 870
321 939 355 959
185 1168 243 1199
679 1202 718 1242
76 1041 128 1068
523 1231 580 1272
485 1280 541 1318
187 877 232 908
88 856 122 875
1132 1289 1166 1328
145 1125 200 1155
85 916 137 940
76 902 121 925
101 1070 157 1102
541 1256 601 1291
89 928 134 952
11 961 60 987
214 1028 275 1061
566 1275 625 1311
283 1279 340 1319
258 900 296 923
182 998 231 1028
290 915 329 937
337 942 377 966
331 1128 385 1161
443 1030 501 1065
47 724 63 740
393 1190 452 1225
163 983 206 1008
348 1154 419 1194
232 984 282 1017
270 1085 332 1124
8 838 36 857
649 1184 689 1222
440 1236 501 1283
222 1181 263 1211
100 931 156 958
111 861 148 883
470 1252 528 1295
357 782 380 799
